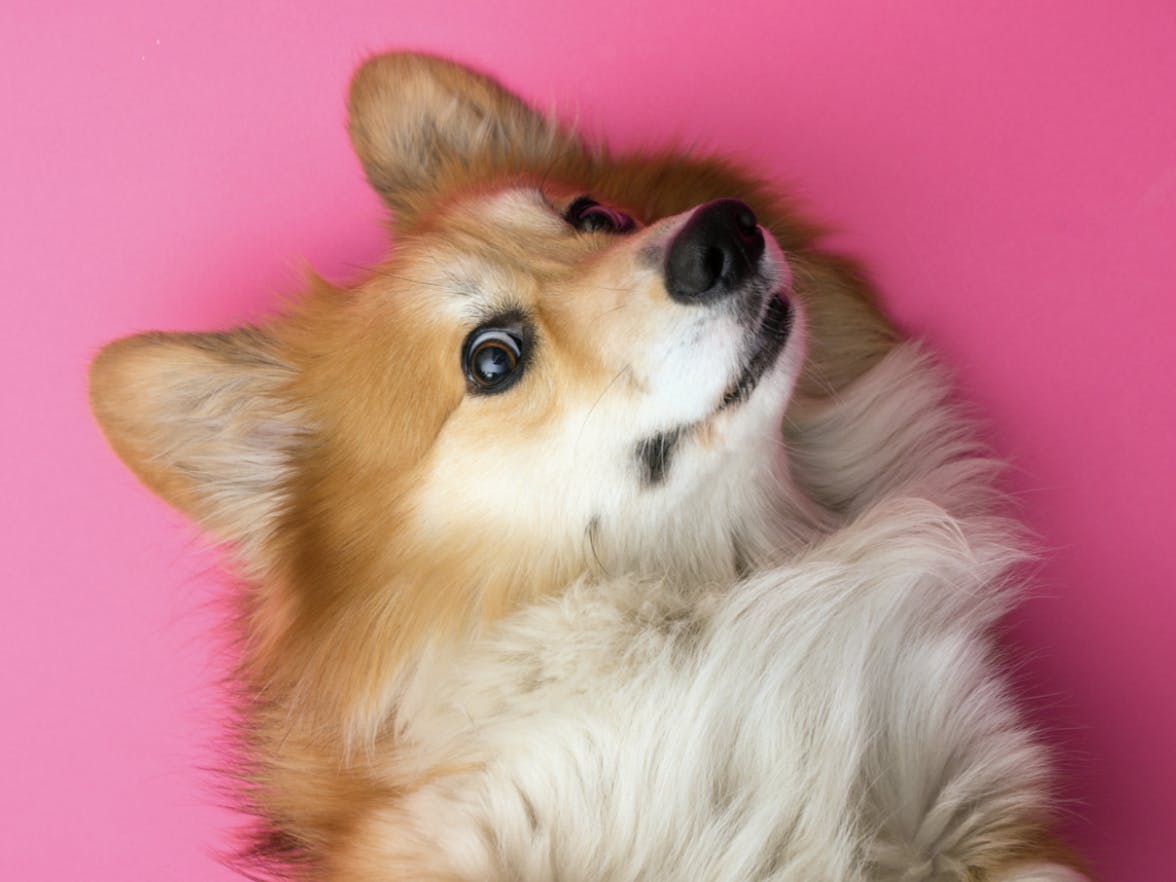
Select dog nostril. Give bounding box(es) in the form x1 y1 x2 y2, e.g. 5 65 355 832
735 205 757 235
703 246 725 286
733 206 764 259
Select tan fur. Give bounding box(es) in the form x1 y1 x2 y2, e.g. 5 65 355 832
983 827 1092 881
88 52 1077 879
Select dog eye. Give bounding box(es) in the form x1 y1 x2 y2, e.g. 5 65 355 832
565 196 635 234
464 328 524 392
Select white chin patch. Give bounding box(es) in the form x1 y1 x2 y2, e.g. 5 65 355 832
633 295 804 491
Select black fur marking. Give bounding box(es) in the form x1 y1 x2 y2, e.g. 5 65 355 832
635 428 682 487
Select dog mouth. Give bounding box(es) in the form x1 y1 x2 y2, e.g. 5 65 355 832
717 290 794 411
633 289 793 488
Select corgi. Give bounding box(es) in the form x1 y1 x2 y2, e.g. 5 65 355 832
89 53 1090 882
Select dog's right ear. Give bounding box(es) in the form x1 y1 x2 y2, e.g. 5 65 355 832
89 329 300 567
347 53 582 223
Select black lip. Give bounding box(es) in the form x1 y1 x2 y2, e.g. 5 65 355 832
717 292 793 411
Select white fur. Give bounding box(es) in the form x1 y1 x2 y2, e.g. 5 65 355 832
357 345 1082 881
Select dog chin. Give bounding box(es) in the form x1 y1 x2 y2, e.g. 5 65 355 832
718 288 796 413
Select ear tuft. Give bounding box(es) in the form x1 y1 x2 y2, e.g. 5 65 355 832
89 329 300 564
347 52 582 221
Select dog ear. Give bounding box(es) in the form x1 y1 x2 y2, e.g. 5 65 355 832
89 329 300 565
347 52 581 222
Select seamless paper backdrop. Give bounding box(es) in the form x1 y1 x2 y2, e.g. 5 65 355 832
3 2 1174 880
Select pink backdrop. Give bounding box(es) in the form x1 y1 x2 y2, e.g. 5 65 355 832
3 2 1173 879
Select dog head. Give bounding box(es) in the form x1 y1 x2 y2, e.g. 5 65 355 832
90 54 890 734
344 183 804 581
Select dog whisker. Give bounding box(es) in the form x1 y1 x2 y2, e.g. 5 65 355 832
577 363 633 446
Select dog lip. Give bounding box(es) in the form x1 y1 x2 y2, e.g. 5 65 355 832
635 291 788 488
717 290 793 412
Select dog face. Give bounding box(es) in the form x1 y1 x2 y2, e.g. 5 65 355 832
378 186 802 581
89 52 884 740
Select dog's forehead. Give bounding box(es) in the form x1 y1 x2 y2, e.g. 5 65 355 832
427 253 531 313
468 187 565 232
426 186 568 247
395 186 603 314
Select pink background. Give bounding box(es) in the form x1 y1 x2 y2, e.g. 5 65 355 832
3 2 1173 879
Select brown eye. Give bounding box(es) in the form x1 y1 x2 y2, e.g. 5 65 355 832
565 196 635 234
464 328 523 392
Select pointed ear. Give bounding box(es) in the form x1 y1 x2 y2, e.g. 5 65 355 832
89 329 300 562
347 52 582 221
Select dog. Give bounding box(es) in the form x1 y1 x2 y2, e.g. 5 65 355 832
89 53 1089 882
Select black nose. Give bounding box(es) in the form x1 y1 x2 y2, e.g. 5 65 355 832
664 199 765 305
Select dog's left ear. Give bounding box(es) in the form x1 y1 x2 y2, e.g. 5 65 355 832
347 52 583 224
